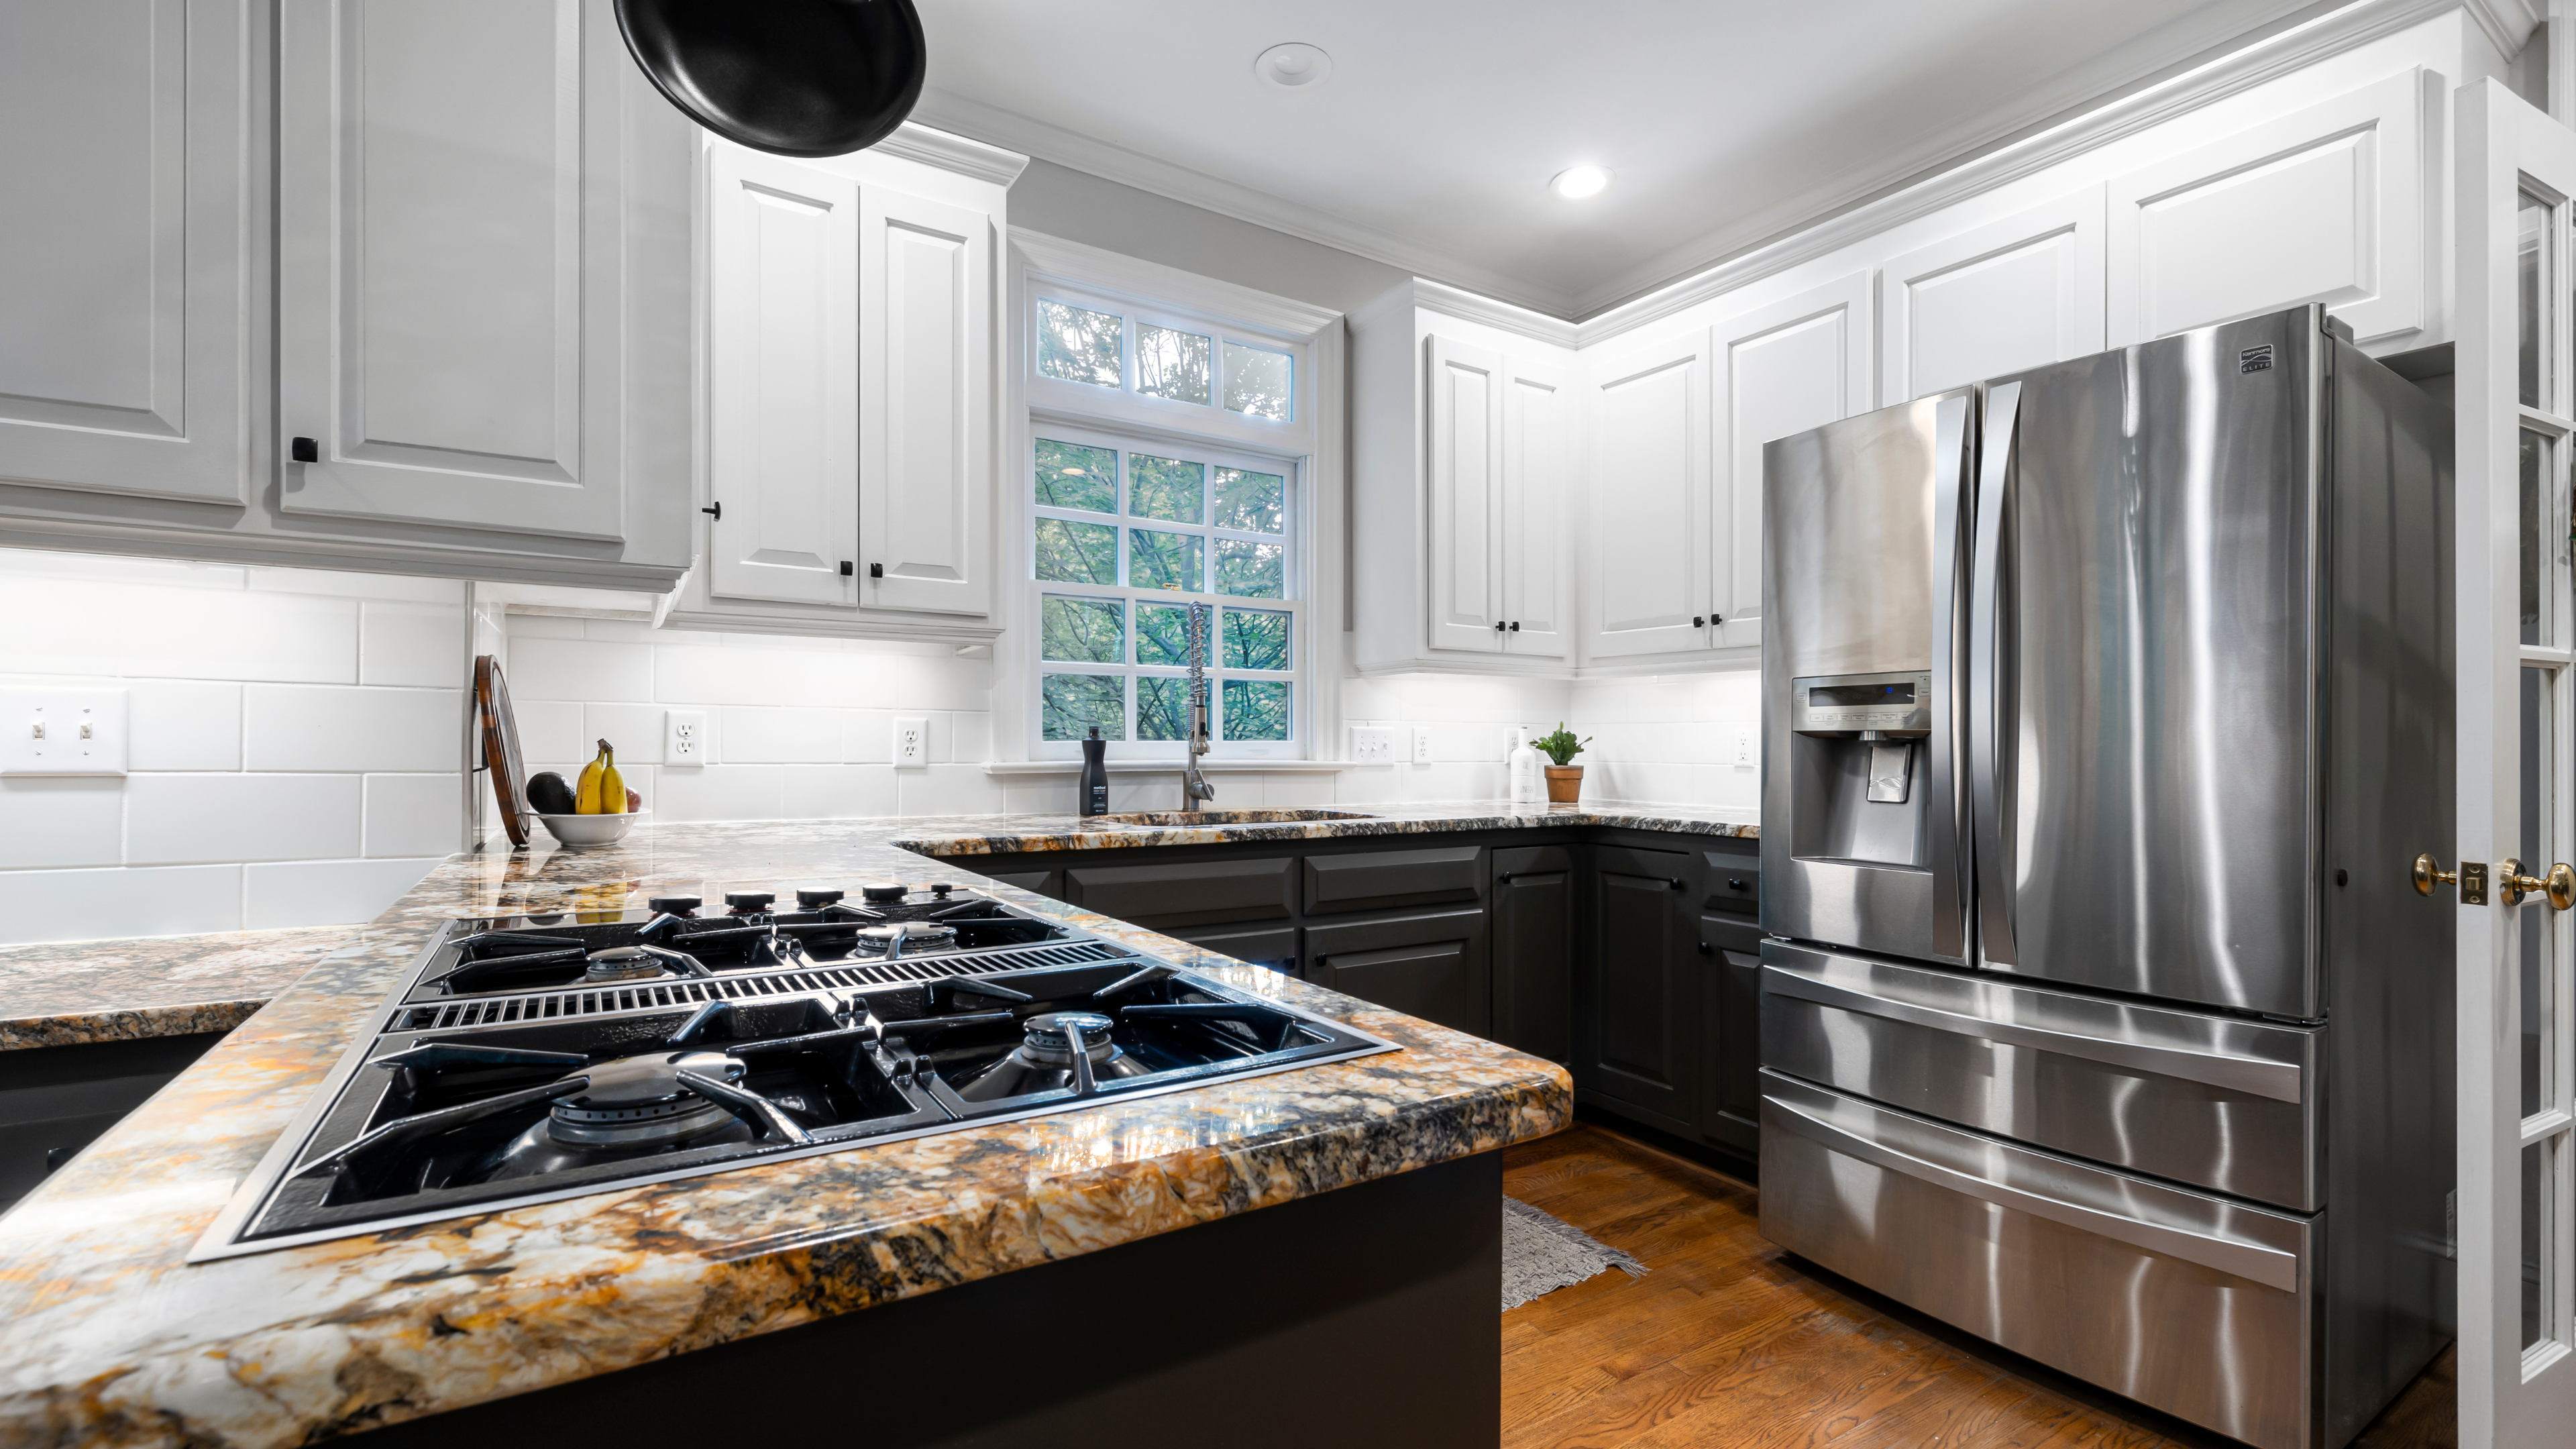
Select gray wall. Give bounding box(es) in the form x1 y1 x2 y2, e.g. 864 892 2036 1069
1008 160 1407 317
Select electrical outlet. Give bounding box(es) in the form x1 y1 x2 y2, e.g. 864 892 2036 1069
1731 727 1758 768
894 716 928 766
1410 727 1434 765
664 710 708 765
1 688 128 775
1351 725 1395 763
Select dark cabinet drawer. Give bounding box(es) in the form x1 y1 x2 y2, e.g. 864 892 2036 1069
977 869 1059 900
1065 857 1293 928
1302 845 1483 915
1306 907 1489 1036
1163 920 1300 975
1700 849 1757 914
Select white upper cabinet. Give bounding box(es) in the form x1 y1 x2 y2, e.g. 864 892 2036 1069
706 148 857 607
1499 353 1570 659
858 187 993 617
1425 337 1503 652
277 0 685 545
2108 68 2429 346
0 0 253 505
1585 330 1712 661
1882 189 2105 404
1712 272 1872 651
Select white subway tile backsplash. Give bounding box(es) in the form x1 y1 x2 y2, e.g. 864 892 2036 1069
364 774 464 858
722 706 845 764
1002 780 1078 815
0 865 244 944
248 566 464 603
0 576 360 684
514 700 586 764
127 773 362 865
1259 772 1338 808
654 644 772 706
360 601 467 688
783 764 898 820
508 637 655 703
506 612 588 640
0 549 245 591
583 702 684 766
246 857 441 928
947 711 991 763
128 680 243 770
653 763 784 822
0 777 124 869
244 686 462 772
899 765 1004 816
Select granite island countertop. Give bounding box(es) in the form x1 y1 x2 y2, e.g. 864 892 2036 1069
0 802 1696 1447
0 928 362 1052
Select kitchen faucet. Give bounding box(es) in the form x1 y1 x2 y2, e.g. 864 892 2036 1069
1183 600 1214 811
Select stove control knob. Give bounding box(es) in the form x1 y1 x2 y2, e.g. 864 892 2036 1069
860 882 908 904
796 888 845 909
647 896 701 916
929 882 954 898
724 892 776 913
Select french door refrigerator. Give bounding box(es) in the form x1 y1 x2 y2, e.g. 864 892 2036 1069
1756 304 2455 1449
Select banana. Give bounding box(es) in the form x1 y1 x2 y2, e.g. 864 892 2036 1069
575 739 621 814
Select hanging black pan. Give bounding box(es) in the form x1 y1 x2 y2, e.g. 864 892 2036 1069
614 0 927 158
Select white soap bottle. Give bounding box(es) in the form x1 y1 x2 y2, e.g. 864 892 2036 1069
1508 726 1544 806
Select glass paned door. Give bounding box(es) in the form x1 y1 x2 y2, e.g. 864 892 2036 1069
2461 78 2576 1447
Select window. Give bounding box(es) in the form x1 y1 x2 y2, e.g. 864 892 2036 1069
1036 292 1297 424
1031 425 1299 754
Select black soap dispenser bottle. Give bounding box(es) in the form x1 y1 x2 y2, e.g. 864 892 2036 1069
1079 726 1109 816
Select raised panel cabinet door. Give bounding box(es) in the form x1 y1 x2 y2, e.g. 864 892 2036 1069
1499 353 1571 658
1585 847 1697 1123
1586 332 1712 661
858 186 993 616
706 146 858 606
278 0 689 541
1491 846 1574 1062
1713 274 1872 652
1701 914 1764 1157
0 0 252 504
1425 335 1503 652
2108 68 2428 347
1882 186 2105 405
1307 906 1489 1037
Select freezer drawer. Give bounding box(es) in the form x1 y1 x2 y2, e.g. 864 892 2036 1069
1760 1071 2315 1449
1762 940 2319 1209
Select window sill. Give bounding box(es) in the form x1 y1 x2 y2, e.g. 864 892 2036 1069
983 759 1351 776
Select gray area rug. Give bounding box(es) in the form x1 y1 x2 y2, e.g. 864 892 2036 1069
1501 1195 1648 1311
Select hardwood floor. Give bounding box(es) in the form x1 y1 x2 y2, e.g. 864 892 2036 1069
1500 1120 2457 1449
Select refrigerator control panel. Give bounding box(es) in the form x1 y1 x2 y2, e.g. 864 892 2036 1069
1790 670 1931 735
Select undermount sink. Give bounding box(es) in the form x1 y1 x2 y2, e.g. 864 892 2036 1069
1091 808 1378 827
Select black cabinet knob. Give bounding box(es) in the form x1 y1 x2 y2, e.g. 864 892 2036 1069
1692 615 1705 628
1493 620 1507 631
1497 871 1513 885
839 561 854 576
1697 941 1713 955
869 562 884 579
1727 877 1746 890
1509 621 1521 631
701 501 721 519
1712 612 1726 626
290 436 319 464
1666 877 1684 890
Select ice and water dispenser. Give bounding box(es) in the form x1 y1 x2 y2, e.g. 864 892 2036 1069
1785 668 1931 868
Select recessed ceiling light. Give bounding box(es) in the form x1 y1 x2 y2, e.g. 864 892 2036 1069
1550 165 1613 201
1254 42 1332 91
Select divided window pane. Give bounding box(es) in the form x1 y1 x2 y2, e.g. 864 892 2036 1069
1223 679 1291 741
1214 467 1285 533
1129 529 1202 592
1222 608 1291 670
1042 595 1124 663
1136 324 1212 405
1136 603 1191 665
1035 518 1118 585
1225 341 1293 421
1036 438 1118 513
1128 454 1204 523
1042 674 1125 741
1215 537 1284 598
1137 678 1190 741
1039 301 1123 388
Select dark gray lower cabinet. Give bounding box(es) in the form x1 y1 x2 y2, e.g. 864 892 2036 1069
1164 920 1299 974
1065 857 1293 928
1490 847 1574 1063
1580 845 1697 1132
1 1032 227 1210
1306 908 1489 1038
1701 914 1764 1155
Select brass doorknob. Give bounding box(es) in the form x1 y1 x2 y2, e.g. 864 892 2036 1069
2500 858 2576 910
2413 853 2457 896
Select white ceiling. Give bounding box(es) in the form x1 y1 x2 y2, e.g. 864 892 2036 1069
912 0 2320 319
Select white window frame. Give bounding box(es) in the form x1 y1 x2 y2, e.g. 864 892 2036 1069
994 230 1346 769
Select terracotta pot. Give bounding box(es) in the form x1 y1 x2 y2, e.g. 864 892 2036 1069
1544 765 1583 803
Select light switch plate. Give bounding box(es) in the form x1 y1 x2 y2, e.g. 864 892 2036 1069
665 709 707 766
1 688 129 775
1409 727 1433 765
894 716 928 766
1350 725 1395 763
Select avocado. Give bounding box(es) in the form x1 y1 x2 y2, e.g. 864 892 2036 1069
526 771 576 814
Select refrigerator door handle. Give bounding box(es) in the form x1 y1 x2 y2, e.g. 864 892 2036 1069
1762 1081 2302 1292
1968 382 2020 966
1925 390 1975 964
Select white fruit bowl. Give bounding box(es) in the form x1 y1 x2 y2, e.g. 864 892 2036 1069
536 810 645 847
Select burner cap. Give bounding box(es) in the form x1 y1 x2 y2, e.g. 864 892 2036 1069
585 945 669 982
860 882 908 904
1017 1010 1117 1062
856 920 955 951
549 1050 744 1146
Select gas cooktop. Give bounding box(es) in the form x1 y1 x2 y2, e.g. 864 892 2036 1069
191 883 1398 1261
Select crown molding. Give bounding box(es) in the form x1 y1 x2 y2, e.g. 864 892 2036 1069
1410 279 1581 350
912 89 1578 317
1572 0 2473 345
2463 0 2542 55
868 121 1030 188
1010 227 1343 338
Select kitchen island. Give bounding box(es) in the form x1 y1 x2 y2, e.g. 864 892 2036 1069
0 807 1628 1448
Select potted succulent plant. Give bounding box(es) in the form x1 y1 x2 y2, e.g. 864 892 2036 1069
1534 723 1591 803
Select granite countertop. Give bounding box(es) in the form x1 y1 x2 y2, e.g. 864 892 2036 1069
0 928 361 1051
0 803 1652 1447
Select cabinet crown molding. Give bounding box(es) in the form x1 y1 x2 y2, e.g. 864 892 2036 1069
868 122 1030 187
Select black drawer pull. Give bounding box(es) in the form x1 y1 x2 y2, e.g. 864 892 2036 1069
1497 871 1513 885
1666 877 1684 890
1697 941 1713 955
1727 877 1746 890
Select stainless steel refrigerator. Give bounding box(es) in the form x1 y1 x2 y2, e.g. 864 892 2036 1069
1757 304 2455 1449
